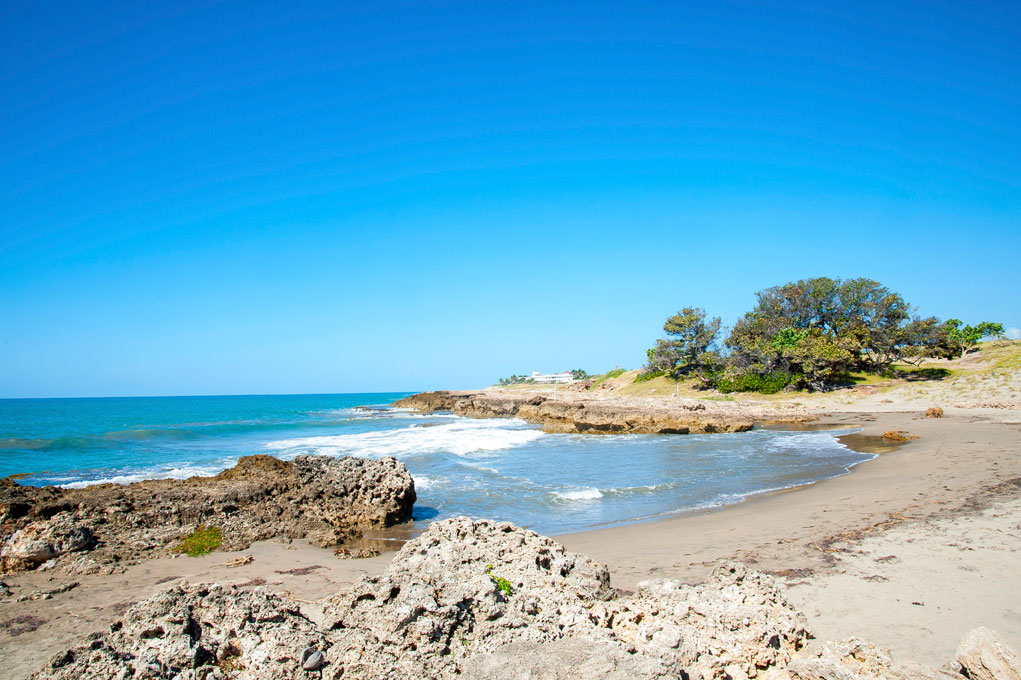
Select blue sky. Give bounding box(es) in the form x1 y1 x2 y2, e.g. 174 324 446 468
2 0 1019 398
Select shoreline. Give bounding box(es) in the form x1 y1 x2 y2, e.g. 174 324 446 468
559 410 1019 581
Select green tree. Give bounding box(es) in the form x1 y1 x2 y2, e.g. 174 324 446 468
943 320 1005 358
726 277 918 388
645 307 721 377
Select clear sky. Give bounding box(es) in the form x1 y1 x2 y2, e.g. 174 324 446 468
2 0 1019 398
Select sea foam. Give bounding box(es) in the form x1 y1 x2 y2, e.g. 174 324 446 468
265 418 544 459
554 487 605 501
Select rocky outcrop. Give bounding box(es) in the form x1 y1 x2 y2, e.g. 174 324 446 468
955 627 1021 680
786 638 959 679
392 390 474 413
1 455 415 574
516 399 750 434
30 584 325 680
33 517 810 680
393 391 754 434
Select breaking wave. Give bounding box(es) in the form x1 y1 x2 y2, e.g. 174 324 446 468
265 418 545 459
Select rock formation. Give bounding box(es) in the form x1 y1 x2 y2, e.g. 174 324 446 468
28 517 1011 679
31 584 325 680
785 638 960 679
32 517 809 680
392 391 754 434
1 454 415 574
955 627 1021 680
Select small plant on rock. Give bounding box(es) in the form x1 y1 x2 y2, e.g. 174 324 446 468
485 564 513 596
175 525 222 557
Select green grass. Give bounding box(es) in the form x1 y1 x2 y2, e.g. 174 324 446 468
175 525 222 557
589 368 628 389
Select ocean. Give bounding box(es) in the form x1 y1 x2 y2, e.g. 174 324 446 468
0 393 873 535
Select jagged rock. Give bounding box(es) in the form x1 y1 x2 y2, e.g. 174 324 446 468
0 513 93 571
392 391 754 434
461 638 674 679
321 517 616 679
31 584 324 680
786 638 955 680
320 518 805 679
392 390 468 412
599 562 808 679
27 518 816 680
956 627 1021 680
1 455 415 574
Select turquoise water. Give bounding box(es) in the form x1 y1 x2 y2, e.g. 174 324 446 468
0 394 872 535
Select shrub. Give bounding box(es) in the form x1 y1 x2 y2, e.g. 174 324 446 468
634 370 666 383
175 525 222 557
716 372 791 395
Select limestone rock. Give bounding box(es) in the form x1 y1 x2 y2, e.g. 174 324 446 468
27 518 822 680
956 627 1021 680
392 391 754 434
321 518 805 679
786 638 955 680
1 454 415 574
461 638 675 679
31 584 324 680
600 562 808 680
0 514 92 571
321 517 616 679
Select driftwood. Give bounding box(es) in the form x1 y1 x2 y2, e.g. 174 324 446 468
216 554 254 568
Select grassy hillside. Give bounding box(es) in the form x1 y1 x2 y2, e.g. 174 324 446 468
489 341 1021 407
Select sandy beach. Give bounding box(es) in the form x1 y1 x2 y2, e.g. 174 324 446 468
3 349 1021 677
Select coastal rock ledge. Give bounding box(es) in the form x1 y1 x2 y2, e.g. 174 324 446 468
393 391 754 434
0 455 415 575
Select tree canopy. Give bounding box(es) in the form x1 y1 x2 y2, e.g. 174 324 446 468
645 307 721 378
643 277 1003 393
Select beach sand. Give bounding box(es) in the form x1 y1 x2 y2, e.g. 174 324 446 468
2 406 1020 677
559 410 1021 664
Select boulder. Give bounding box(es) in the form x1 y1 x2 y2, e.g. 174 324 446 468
321 518 806 679
0 514 92 572
31 584 324 680
786 638 957 680
600 562 808 679
956 627 1021 680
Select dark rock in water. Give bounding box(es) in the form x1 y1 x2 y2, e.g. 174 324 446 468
1 454 416 574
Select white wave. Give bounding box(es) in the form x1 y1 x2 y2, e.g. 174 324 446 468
265 418 544 459
554 487 604 501
58 462 230 488
765 429 854 453
414 474 439 490
605 481 679 494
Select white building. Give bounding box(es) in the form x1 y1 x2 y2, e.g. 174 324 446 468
531 370 575 384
